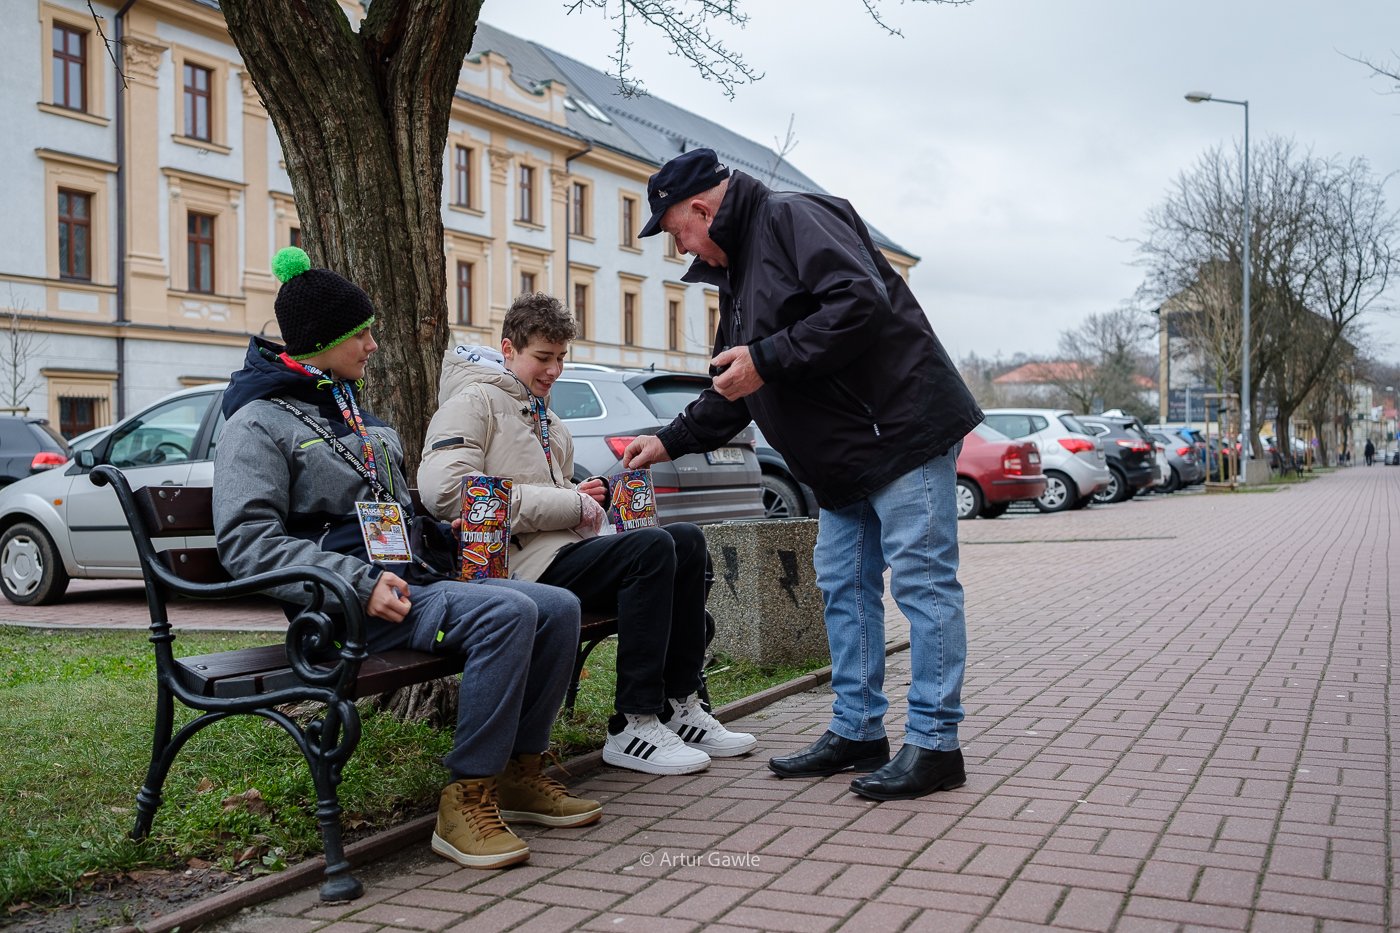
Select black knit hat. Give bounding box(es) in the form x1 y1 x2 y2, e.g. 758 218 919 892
271 247 376 361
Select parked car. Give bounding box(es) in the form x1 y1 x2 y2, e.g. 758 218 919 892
1149 430 1206 492
981 408 1111 513
750 425 818 519
0 384 226 605
0 416 70 488
65 425 113 452
956 424 1045 519
1077 414 1157 503
551 367 764 525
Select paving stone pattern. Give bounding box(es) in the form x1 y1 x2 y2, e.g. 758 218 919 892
22 467 1396 931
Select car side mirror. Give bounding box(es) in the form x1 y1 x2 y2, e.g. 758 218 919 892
76 449 96 470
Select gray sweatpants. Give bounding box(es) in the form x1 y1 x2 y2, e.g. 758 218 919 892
366 577 581 778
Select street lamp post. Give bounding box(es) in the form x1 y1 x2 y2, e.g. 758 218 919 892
1185 91 1250 484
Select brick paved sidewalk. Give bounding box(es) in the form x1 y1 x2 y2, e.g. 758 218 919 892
193 468 1393 929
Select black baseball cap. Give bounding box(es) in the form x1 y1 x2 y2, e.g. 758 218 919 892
638 148 731 238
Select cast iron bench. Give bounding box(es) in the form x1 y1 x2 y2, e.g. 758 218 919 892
90 465 618 902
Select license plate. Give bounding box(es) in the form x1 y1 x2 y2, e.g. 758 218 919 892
705 446 746 465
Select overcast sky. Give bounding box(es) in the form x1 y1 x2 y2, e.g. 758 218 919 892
480 0 1400 365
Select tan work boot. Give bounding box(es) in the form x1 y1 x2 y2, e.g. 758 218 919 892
430 776 530 869
498 752 604 827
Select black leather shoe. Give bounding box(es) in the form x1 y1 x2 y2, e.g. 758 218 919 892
849 744 965 800
768 731 890 778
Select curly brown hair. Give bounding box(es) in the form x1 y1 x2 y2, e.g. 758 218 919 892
502 292 578 349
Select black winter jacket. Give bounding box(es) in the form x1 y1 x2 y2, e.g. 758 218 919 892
655 171 983 510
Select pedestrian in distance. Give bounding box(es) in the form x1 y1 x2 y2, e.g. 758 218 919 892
1364 438 1375 466
213 247 601 873
621 148 983 801
418 292 757 777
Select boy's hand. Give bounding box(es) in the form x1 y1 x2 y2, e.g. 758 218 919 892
369 571 411 623
623 435 671 469
577 477 607 504
574 492 607 537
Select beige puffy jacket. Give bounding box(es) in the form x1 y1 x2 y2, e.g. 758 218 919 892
417 345 588 582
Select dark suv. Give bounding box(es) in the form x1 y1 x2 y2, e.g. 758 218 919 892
1078 414 1156 503
0 416 70 487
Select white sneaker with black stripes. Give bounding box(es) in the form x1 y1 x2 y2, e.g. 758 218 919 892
603 713 711 775
664 693 758 757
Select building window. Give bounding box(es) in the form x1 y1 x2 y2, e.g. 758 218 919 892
52 24 87 112
623 292 637 346
708 302 720 341
570 182 588 236
573 282 589 340
518 165 535 223
621 196 638 244
519 271 536 296
59 396 98 437
289 227 301 248
667 299 681 351
454 145 473 208
456 262 473 325
183 63 212 141
187 212 215 293
57 189 91 281
665 234 680 260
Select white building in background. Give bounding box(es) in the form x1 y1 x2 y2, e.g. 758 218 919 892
3 0 917 437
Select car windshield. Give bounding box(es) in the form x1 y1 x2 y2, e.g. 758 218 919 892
637 378 708 420
972 423 1012 442
1059 414 1090 435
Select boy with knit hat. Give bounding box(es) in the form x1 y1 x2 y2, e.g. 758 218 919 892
213 248 601 871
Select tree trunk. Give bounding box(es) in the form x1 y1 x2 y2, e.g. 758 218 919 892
220 0 483 475
221 0 483 730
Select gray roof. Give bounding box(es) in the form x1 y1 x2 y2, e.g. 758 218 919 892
469 22 911 258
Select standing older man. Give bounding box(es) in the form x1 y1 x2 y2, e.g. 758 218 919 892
622 148 983 800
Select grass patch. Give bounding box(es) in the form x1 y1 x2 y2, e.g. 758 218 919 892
0 625 813 909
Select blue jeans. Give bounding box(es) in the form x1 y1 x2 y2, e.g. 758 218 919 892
366 578 581 778
813 447 967 751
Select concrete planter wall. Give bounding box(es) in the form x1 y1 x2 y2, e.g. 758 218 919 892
702 519 830 668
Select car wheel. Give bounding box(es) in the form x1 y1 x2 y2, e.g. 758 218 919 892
760 474 805 520
1160 467 1181 494
979 501 1010 519
0 522 70 606
1034 471 1077 513
956 479 983 520
1093 467 1125 504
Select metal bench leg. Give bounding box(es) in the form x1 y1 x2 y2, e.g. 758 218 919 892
302 706 364 902
131 686 175 840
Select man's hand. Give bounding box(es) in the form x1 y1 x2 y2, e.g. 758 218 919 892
577 477 607 504
369 571 411 623
711 346 764 401
623 435 672 469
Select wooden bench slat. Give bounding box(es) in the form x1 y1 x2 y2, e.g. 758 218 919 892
135 485 216 536
160 547 233 584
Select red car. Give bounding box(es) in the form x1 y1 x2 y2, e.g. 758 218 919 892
957 424 1045 519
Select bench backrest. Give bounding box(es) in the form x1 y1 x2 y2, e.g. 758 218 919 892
131 484 233 584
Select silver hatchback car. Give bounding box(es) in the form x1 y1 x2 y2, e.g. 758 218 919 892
0 383 227 604
981 408 1111 512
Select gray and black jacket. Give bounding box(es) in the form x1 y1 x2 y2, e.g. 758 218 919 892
655 170 983 510
212 337 414 609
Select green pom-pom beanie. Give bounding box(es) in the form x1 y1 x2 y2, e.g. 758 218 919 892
271 248 376 360
271 246 311 283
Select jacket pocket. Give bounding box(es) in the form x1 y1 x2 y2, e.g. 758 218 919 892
830 376 882 438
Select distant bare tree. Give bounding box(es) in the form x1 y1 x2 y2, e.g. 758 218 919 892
1344 50 1400 94
1051 308 1154 416
0 292 48 412
1139 136 1399 460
